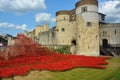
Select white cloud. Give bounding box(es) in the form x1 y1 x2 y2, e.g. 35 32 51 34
0 22 27 30
99 0 120 23
35 13 56 24
0 0 46 14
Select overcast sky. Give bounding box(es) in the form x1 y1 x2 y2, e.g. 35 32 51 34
0 0 120 36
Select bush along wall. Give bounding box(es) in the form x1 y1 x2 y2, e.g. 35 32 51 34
52 45 71 54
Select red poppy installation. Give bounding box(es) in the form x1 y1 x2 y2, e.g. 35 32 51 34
0 34 110 78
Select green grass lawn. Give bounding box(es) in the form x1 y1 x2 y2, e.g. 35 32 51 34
3 57 120 80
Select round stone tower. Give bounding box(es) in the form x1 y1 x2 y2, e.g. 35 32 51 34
56 10 70 45
75 0 100 56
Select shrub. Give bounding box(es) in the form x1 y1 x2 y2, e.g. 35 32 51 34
52 45 71 54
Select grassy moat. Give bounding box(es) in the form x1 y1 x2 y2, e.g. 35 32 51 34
2 57 120 80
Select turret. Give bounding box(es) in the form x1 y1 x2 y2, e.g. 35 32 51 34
75 0 99 22
56 10 70 45
75 0 100 56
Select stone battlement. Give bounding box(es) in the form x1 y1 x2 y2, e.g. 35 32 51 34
102 23 120 27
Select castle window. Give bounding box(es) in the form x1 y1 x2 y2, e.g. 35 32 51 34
105 31 107 35
86 22 91 26
56 29 59 32
103 31 107 35
61 28 65 32
115 30 116 34
101 15 105 21
71 40 76 46
81 7 87 13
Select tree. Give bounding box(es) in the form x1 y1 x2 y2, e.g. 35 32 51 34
0 36 8 45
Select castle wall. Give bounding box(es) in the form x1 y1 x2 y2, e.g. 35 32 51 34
82 12 99 22
27 30 36 41
38 31 49 45
35 26 41 37
38 28 56 45
35 25 49 37
7 37 15 46
100 24 120 47
76 14 99 56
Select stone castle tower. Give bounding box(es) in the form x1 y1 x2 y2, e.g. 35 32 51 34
75 0 100 56
55 0 100 56
56 10 76 45
56 11 70 45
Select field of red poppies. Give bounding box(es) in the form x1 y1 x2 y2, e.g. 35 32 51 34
0 34 110 78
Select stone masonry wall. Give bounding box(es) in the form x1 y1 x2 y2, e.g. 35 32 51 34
76 14 100 56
